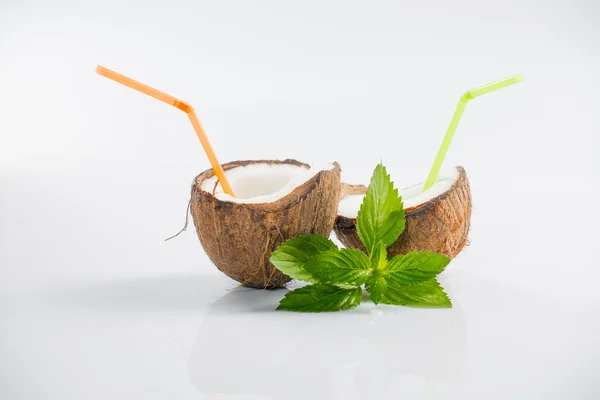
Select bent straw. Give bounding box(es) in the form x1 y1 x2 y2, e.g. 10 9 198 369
95 65 235 196
423 74 523 191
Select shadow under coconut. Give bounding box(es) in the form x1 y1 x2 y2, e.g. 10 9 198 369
188 286 469 400
42 273 237 313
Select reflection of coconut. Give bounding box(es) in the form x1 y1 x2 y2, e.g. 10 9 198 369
188 288 339 400
190 160 341 289
188 286 467 399
335 166 472 259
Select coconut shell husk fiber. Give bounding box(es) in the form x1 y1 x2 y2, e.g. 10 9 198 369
334 167 471 259
191 159 341 289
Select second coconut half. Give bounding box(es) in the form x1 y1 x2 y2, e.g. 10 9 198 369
335 166 472 259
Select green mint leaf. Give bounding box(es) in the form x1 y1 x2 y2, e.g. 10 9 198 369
365 243 388 304
380 279 452 308
385 251 451 286
270 234 338 283
277 283 362 312
304 249 371 286
356 164 405 255
366 272 387 304
371 241 388 270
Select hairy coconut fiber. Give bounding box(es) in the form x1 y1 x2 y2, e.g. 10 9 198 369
191 159 341 289
334 167 471 259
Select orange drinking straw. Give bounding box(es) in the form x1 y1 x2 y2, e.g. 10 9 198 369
95 65 235 196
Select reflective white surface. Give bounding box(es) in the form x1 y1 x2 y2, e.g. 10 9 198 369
1 270 599 399
2 163 599 398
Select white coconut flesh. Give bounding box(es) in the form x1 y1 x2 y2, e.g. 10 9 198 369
338 167 461 219
201 162 336 204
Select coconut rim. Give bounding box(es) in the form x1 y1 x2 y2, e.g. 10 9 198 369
336 166 468 225
192 159 341 212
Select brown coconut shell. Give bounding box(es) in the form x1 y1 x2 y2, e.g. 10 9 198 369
191 159 341 289
334 166 471 259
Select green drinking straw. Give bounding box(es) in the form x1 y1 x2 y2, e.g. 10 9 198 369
423 74 523 191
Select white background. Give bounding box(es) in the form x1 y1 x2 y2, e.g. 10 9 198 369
1 0 599 399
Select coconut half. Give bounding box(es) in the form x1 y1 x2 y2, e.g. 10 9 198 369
335 166 471 259
191 159 341 289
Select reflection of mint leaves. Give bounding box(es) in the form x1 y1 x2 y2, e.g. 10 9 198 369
270 163 452 312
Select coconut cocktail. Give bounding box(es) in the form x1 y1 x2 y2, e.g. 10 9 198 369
97 66 522 311
191 160 340 288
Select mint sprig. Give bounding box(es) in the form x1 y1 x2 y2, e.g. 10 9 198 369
270 163 452 312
